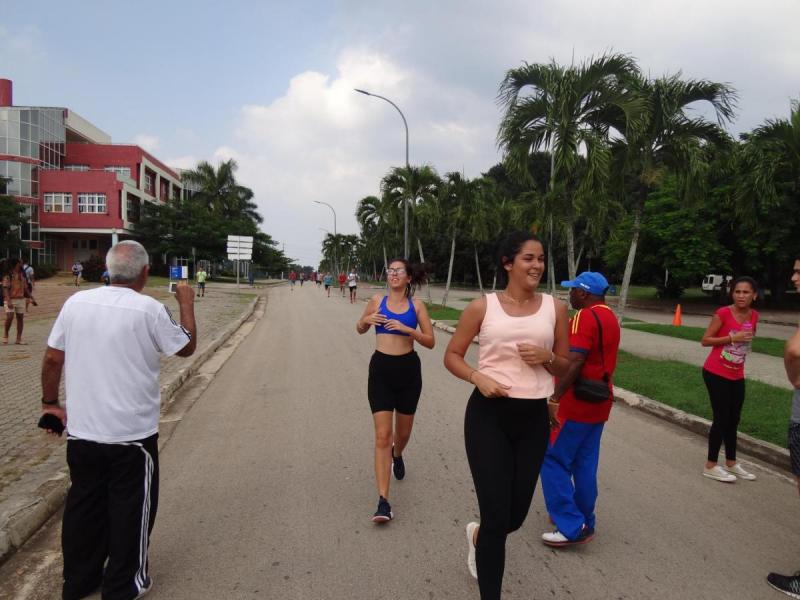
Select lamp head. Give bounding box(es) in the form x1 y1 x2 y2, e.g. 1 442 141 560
354 88 371 96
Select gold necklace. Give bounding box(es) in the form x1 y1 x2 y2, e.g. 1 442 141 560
502 291 535 305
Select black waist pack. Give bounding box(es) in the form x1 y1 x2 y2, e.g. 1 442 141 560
572 309 612 404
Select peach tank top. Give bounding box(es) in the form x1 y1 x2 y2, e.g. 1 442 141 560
478 293 556 399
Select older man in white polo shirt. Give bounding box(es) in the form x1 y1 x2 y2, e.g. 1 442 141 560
40 240 196 600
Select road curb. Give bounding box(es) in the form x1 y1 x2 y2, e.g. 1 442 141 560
431 320 792 473
0 296 260 566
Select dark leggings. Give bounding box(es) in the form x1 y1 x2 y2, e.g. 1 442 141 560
702 369 745 462
464 389 549 600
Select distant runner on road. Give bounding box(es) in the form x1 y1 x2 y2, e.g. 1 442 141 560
356 258 435 523
323 272 333 297
347 269 358 304
289 270 297 291
338 271 346 297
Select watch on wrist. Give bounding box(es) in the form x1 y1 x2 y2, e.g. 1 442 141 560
41 397 59 406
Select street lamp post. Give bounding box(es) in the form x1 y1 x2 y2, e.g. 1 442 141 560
314 200 338 274
354 88 410 260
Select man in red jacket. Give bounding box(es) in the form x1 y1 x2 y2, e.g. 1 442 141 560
540 271 620 547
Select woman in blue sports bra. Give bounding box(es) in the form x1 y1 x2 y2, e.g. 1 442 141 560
356 258 435 523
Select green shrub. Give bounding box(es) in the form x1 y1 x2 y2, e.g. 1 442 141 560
33 263 58 279
81 255 106 282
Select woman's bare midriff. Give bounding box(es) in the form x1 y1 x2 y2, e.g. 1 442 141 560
376 333 415 356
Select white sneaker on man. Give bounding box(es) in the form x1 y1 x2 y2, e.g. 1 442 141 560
724 462 757 480
703 465 737 483
466 522 478 579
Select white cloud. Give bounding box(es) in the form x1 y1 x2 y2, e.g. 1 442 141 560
165 156 199 171
217 48 497 265
133 134 160 152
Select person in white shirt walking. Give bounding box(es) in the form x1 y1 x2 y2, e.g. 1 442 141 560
40 240 197 600
347 269 359 304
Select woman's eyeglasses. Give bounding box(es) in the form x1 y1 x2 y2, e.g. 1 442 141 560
386 268 407 276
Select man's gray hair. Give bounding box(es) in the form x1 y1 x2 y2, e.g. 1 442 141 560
106 240 149 283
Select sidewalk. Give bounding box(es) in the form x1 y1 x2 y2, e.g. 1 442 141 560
0 275 262 563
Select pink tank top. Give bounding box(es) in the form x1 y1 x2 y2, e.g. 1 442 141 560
478 293 556 399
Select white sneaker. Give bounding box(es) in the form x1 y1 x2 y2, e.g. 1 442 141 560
703 465 737 483
724 463 757 481
541 530 569 544
466 522 478 579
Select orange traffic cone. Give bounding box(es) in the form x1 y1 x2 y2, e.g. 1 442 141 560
672 304 682 326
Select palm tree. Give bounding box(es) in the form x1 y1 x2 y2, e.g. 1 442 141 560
380 165 441 263
181 159 262 224
612 73 736 320
464 177 501 294
733 99 800 296
356 194 398 277
438 172 471 307
497 53 642 285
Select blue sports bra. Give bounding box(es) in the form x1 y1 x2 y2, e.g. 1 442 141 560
375 296 418 336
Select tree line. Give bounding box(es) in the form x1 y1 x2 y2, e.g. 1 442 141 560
137 159 291 276
336 53 799 315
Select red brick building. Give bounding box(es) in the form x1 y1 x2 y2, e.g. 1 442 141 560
1 78 183 269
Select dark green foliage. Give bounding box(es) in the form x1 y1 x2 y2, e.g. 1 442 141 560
0 187 26 255
33 263 58 279
81 255 106 282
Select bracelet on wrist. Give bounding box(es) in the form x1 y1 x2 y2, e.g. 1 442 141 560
41 397 59 406
547 396 559 405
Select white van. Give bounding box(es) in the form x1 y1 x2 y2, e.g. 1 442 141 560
701 274 732 294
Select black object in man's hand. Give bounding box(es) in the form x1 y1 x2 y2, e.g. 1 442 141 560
38 413 65 436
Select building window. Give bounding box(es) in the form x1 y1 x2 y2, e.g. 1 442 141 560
144 172 154 194
78 193 107 214
44 192 72 213
39 234 57 265
104 165 131 178
64 164 89 171
20 204 39 242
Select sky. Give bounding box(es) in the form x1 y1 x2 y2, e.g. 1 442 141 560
2 0 799 266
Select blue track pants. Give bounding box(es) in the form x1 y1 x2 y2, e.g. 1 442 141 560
541 420 604 540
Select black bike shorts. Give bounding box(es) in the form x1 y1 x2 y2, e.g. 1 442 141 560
368 350 422 415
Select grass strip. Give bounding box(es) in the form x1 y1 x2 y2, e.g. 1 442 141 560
623 322 785 358
426 303 463 321
614 350 791 448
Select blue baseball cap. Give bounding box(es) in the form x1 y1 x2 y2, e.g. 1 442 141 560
560 272 610 295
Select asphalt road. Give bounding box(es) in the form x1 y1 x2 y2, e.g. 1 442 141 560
3 282 799 599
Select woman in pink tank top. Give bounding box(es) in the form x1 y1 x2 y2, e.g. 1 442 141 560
444 232 570 599
700 276 760 483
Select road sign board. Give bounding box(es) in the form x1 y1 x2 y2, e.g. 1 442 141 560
169 266 188 279
228 253 252 261
227 235 254 244
227 243 253 252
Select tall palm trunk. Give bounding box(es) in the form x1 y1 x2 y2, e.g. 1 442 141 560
547 151 557 294
442 234 457 308
417 238 432 303
618 200 643 322
382 244 389 289
547 217 556 294
474 246 484 294
566 222 577 280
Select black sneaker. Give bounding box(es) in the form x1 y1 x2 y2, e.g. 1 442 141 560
767 571 800 598
392 446 405 480
372 496 393 523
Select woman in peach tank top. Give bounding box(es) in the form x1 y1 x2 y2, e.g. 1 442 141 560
444 232 570 600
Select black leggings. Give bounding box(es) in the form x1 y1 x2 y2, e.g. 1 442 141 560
464 389 549 600
702 369 745 462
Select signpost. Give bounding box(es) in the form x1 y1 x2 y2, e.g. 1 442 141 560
227 235 253 288
168 265 188 293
